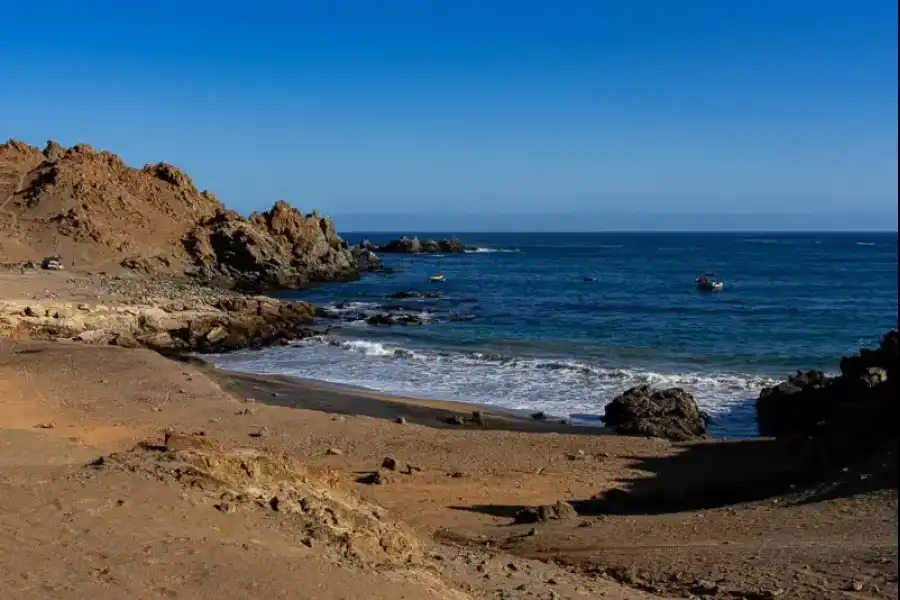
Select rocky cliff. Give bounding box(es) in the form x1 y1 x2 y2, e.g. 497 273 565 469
183 201 362 290
0 139 369 289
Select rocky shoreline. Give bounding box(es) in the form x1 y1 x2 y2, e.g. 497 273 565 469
0 274 323 354
755 330 898 471
3 262 896 469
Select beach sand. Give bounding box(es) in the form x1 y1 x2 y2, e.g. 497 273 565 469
0 272 896 599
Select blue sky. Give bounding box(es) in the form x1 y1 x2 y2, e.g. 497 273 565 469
1 1 897 230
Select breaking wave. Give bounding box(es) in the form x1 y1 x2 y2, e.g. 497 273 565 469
208 335 782 437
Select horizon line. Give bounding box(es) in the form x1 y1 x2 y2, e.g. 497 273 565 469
339 229 899 234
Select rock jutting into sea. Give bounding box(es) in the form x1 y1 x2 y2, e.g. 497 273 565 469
358 236 470 254
183 201 367 290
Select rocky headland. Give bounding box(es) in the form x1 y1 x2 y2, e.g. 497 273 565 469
0 139 380 291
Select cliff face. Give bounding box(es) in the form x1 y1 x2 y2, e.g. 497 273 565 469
0 139 360 289
184 201 358 290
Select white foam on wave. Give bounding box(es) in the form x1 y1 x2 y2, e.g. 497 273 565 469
856 242 876 246
330 339 422 358
319 302 440 324
208 336 781 436
319 301 381 315
465 247 520 253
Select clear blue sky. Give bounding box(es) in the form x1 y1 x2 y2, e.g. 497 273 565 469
1 1 897 230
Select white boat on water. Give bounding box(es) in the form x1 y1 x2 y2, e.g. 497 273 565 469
696 273 724 291
429 274 446 283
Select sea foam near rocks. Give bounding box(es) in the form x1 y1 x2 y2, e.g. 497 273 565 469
207 335 781 437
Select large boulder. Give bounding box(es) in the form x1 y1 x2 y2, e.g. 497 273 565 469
602 385 708 441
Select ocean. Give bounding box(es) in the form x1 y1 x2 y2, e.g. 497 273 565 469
208 232 898 437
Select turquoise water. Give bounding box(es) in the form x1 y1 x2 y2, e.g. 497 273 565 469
210 232 897 436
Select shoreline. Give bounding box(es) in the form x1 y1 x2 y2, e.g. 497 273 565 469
1 270 896 599
201 338 764 438
200 358 611 435
2 337 895 600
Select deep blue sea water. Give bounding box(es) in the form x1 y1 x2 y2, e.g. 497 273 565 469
209 232 898 437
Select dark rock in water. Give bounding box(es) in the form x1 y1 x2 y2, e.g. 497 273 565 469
366 313 396 326
388 290 441 300
351 247 384 272
448 314 476 322
365 312 426 327
603 385 707 441
513 501 578 524
371 236 469 254
755 330 898 469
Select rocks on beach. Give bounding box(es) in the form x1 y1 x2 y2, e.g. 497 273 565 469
602 385 708 441
756 330 898 466
0 291 320 354
513 501 578 525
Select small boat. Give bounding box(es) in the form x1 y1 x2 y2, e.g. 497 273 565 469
696 273 724 291
428 275 446 283
583 277 595 282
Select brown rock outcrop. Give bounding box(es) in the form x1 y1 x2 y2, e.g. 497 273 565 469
0 139 365 289
0 294 319 354
183 201 360 290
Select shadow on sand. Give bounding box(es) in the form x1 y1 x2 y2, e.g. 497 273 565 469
453 436 898 520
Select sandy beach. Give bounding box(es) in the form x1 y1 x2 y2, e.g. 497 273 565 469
0 269 896 600
0 140 896 599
